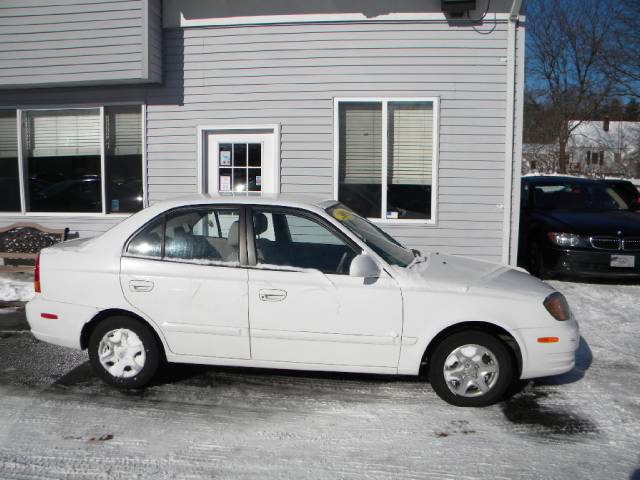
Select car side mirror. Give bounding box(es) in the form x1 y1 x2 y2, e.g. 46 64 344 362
349 254 381 278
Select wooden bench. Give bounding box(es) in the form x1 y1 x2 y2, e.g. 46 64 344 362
0 223 70 273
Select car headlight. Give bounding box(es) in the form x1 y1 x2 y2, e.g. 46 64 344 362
543 292 572 321
547 232 588 248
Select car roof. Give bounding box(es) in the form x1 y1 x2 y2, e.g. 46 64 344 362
601 178 635 185
149 193 339 211
522 175 598 185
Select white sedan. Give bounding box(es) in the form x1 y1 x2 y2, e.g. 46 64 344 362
26 195 579 407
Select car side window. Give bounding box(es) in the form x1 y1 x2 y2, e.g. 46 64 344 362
252 208 358 274
165 208 241 263
126 217 163 258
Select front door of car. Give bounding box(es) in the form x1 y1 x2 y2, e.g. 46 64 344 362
246 207 403 368
120 206 251 359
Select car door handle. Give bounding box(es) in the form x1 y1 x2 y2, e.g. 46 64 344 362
129 280 154 292
259 289 287 302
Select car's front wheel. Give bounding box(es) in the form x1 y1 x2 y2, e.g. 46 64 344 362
428 331 513 407
88 316 161 388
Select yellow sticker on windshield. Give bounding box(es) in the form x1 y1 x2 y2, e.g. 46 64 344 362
333 208 353 221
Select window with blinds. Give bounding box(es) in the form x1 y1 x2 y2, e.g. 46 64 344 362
388 102 433 186
337 99 437 221
0 110 20 212
339 103 382 184
106 105 142 156
23 109 102 213
387 102 434 220
105 106 143 213
338 102 383 219
23 109 101 158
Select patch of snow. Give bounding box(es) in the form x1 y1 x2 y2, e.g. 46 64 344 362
0 273 35 302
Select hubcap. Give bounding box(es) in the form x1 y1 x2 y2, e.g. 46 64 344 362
98 329 146 379
443 344 499 398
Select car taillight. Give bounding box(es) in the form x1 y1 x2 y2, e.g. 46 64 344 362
34 252 41 293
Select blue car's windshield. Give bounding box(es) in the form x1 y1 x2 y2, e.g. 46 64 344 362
325 203 416 267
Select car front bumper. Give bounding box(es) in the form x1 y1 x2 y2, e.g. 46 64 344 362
541 246 640 278
518 318 580 380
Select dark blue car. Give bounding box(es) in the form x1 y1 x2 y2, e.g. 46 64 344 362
518 176 640 279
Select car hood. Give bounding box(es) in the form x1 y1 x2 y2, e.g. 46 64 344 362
398 252 554 299
533 210 640 236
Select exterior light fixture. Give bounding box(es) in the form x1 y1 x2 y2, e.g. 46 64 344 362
441 0 477 16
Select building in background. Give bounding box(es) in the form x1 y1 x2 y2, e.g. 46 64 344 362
0 0 525 265
523 120 640 178
568 121 640 178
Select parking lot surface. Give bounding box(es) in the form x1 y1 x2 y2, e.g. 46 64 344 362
0 280 638 479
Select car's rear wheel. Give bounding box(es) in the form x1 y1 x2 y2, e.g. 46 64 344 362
428 331 513 407
88 316 161 388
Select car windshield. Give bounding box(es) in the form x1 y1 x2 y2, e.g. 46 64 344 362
531 182 631 212
326 203 416 267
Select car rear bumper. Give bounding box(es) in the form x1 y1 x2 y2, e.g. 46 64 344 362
518 318 580 379
541 246 640 278
25 296 97 350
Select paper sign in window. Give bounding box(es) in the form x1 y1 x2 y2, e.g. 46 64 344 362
220 150 231 166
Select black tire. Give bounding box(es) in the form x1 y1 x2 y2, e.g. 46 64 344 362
428 331 514 407
88 316 162 389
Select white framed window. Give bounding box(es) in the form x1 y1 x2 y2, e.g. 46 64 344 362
333 98 439 224
0 105 145 215
197 125 280 195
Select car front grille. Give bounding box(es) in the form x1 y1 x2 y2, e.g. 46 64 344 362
590 237 621 250
589 236 640 251
623 238 640 251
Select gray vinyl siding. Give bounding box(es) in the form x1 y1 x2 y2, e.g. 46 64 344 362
0 0 161 88
147 22 510 260
0 18 521 262
145 0 162 83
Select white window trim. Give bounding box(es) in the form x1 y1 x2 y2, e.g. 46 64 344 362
333 97 440 226
0 104 146 217
197 124 281 195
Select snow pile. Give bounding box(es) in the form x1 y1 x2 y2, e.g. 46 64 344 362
0 273 35 302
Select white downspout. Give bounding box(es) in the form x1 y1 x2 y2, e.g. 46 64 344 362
501 0 522 265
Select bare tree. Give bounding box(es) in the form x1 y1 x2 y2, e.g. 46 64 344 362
607 0 640 99
526 0 618 173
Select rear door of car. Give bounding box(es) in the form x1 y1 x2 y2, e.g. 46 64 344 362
120 205 251 359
